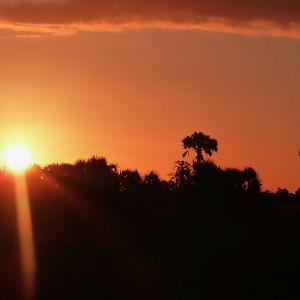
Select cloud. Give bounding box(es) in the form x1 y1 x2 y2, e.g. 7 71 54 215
0 0 300 37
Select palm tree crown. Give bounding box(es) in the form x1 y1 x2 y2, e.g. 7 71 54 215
182 131 218 164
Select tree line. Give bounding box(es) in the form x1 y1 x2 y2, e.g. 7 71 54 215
0 131 299 300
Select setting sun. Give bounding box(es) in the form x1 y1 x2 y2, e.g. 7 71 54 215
3 144 33 172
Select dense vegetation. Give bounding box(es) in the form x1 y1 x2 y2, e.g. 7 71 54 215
0 132 299 299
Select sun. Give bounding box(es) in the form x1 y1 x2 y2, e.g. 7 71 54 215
3 144 33 172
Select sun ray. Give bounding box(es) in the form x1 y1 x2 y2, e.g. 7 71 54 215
14 173 36 300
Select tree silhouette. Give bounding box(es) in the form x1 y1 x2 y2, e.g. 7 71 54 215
143 171 161 186
170 160 192 188
182 131 218 164
241 167 261 193
224 168 244 191
119 169 142 193
224 167 261 194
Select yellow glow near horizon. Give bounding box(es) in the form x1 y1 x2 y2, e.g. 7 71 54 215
3 144 33 172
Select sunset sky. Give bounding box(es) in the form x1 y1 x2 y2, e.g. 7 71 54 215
0 0 299 191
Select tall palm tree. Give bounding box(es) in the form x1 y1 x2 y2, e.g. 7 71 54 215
182 131 218 164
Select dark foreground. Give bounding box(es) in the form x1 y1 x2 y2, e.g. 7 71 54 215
0 158 299 300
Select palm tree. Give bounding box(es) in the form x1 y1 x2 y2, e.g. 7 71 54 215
182 131 218 164
241 167 261 193
224 167 261 193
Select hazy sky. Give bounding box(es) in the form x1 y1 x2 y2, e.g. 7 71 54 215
0 1 299 191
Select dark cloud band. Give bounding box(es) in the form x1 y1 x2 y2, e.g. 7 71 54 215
0 0 300 37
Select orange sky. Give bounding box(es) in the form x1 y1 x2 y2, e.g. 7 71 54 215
0 1 299 192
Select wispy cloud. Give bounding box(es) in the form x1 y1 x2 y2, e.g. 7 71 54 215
0 0 300 37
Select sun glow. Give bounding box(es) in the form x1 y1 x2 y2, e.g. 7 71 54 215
3 144 33 172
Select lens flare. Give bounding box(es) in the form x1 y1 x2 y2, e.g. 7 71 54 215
14 173 36 300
